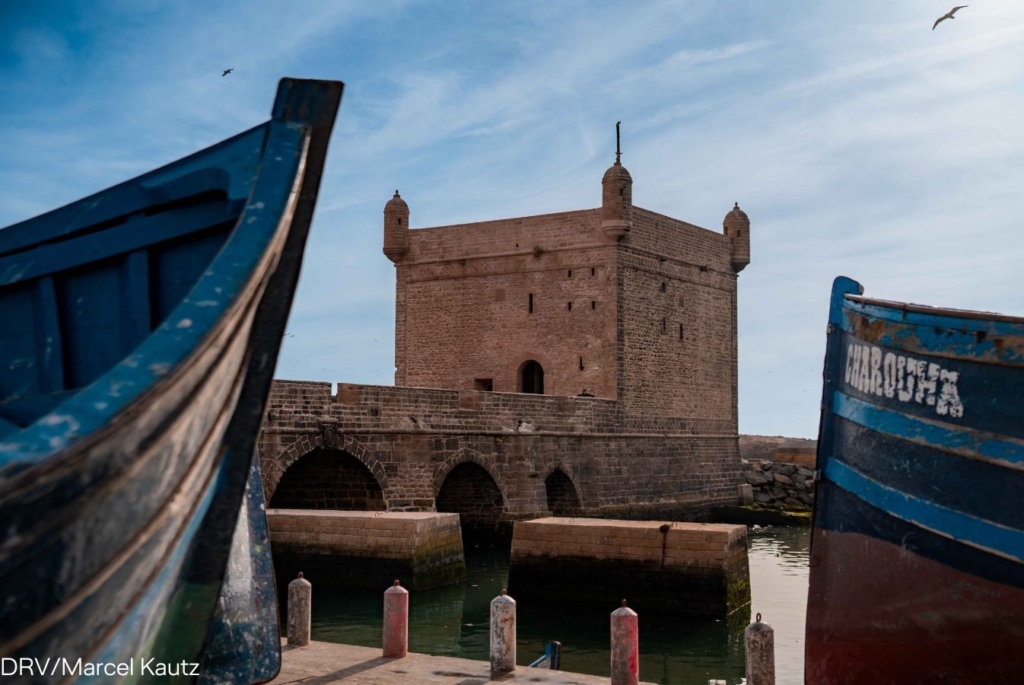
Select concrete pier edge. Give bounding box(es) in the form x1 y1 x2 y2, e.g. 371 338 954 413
270 640 658 685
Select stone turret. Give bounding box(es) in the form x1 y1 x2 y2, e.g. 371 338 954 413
601 161 632 240
723 202 750 273
383 190 409 262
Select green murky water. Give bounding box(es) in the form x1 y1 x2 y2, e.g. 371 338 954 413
300 526 810 685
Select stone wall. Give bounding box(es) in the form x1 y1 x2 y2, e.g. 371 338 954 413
258 380 743 522
267 511 466 590
396 209 619 399
507 518 750 617
618 208 737 420
743 459 816 509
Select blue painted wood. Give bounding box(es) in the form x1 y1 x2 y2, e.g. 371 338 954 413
33 276 64 393
198 453 281 684
0 127 265 257
0 78 343 684
529 641 562 669
0 198 238 288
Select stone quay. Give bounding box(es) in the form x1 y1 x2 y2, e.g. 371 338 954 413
507 518 750 617
268 511 467 590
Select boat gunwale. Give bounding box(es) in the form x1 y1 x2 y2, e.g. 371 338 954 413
846 294 1024 326
0 124 268 258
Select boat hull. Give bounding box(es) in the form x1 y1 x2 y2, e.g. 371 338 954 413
0 79 342 683
805 277 1024 684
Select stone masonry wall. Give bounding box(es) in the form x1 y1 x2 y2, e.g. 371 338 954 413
618 209 737 420
268 511 466 590
743 459 816 509
507 518 750 616
396 209 618 398
258 380 743 523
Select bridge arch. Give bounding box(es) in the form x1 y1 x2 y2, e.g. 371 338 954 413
433 450 509 532
542 465 583 516
269 447 386 511
265 431 388 505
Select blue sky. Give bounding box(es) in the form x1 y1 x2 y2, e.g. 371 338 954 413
2 1 1022 438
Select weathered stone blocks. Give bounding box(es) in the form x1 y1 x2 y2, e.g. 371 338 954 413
268 511 467 590
506 517 750 617
743 459 815 509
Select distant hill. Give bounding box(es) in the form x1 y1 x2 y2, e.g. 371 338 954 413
739 434 817 462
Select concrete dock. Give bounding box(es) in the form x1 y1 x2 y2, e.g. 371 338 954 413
269 640 656 684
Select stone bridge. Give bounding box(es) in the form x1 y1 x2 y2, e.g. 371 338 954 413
258 381 744 532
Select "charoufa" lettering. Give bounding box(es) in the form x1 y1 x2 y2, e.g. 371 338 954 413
844 343 964 418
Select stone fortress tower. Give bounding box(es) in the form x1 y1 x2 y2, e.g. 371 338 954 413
259 136 752 524
382 148 750 425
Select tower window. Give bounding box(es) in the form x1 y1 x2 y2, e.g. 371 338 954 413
591 267 595 276
737 230 742 237
591 301 596 310
662 318 667 333
568 270 572 277
579 356 584 370
529 293 534 313
520 360 544 394
679 324 684 340
398 217 402 225
474 378 494 392
567 302 572 311
660 282 666 292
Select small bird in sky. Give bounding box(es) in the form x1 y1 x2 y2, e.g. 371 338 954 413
222 68 233 77
933 6 967 30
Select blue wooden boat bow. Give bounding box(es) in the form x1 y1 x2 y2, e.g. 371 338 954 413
805 276 1024 683
0 78 343 684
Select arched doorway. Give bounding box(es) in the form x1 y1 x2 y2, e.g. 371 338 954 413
520 360 544 394
545 469 581 516
269 448 385 510
436 462 507 537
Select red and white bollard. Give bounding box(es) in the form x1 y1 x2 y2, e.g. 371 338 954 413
610 599 639 685
383 580 409 658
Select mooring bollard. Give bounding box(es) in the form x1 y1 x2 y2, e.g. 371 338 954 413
745 612 775 685
287 572 312 646
383 580 409 658
610 599 639 685
490 589 516 674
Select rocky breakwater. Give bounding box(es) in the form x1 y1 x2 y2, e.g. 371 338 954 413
744 460 815 509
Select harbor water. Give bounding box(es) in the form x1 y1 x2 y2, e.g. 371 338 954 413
299 525 810 685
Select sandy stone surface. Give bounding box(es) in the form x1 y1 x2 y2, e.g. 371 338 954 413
269 640 656 684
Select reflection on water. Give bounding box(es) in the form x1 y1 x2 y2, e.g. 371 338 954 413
299 526 810 685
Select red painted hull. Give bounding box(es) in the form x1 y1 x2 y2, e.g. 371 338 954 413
805 528 1024 684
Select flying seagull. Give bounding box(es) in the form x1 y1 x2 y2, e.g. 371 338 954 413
222 68 233 77
933 6 967 30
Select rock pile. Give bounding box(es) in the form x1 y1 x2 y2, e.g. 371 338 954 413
743 460 815 510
